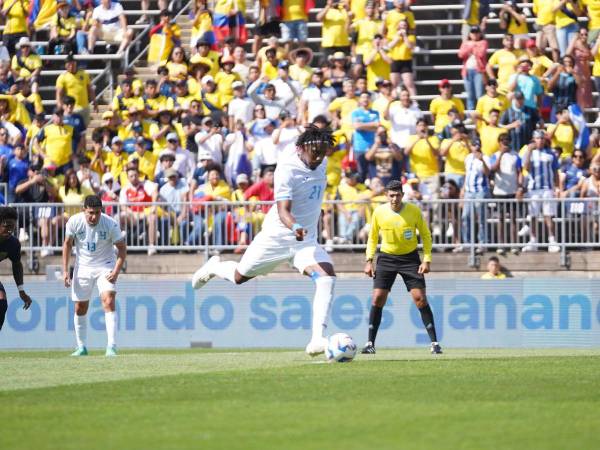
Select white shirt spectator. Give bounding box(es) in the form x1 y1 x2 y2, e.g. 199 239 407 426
301 85 337 122
159 179 189 214
388 101 422 148
171 146 195 179
195 131 224 165
270 77 302 117
253 135 279 168
490 150 522 196
77 168 101 192
92 1 124 32
0 121 22 142
228 96 255 125
247 79 298 120
0 42 10 68
273 126 300 156
223 131 248 185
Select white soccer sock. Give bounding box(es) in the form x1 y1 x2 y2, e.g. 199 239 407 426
212 261 238 283
311 276 336 341
74 314 87 348
105 311 116 347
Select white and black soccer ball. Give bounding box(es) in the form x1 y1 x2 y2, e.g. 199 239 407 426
325 333 357 363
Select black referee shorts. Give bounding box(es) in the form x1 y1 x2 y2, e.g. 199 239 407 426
373 251 426 292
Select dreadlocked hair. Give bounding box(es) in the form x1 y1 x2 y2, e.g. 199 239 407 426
296 124 335 150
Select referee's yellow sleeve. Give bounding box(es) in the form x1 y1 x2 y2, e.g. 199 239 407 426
417 209 432 262
366 209 380 261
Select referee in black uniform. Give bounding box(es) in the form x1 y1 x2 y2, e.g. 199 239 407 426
0 207 32 331
362 180 441 354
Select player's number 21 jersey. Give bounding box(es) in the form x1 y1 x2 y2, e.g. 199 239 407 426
65 213 124 268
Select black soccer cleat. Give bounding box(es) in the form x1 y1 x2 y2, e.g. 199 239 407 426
361 342 376 354
430 342 443 354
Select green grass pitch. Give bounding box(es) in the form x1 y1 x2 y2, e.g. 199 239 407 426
1 348 599 450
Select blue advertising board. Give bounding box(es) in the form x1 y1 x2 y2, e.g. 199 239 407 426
1 278 600 348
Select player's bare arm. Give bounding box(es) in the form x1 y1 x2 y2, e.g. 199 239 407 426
277 199 306 241
12 259 32 310
62 236 73 288
106 240 127 284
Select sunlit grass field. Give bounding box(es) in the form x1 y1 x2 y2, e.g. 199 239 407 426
1 348 599 450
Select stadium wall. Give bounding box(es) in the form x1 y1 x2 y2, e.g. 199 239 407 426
2 278 600 349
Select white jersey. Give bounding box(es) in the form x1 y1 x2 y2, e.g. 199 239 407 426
65 213 123 269
261 151 327 241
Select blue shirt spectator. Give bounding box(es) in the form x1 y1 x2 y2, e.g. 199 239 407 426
351 94 380 154
508 62 543 109
525 132 560 191
500 93 540 153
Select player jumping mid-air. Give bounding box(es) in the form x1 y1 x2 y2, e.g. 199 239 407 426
192 125 336 356
0 206 32 331
362 180 442 355
62 195 127 356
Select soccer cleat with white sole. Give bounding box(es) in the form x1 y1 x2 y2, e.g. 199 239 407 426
361 342 376 354
105 345 118 357
548 244 560 253
430 342 443 354
305 337 328 357
71 346 88 356
191 255 221 289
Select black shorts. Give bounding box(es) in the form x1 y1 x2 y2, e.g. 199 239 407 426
257 20 281 37
391 59 413 74
373 251 426 291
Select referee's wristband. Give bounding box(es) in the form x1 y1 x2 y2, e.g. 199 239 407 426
291 223 303 232
17 285 25 292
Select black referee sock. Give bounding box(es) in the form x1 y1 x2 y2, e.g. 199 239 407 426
0 299 7 331
418 304 438 342
368 305 383 345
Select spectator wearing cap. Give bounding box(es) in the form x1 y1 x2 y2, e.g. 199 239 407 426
99 172 120 216
273 110 301 154
533 0 559 62
49 0 78 55
105 136 129 183
521 129 561 253
62 96 86 155
166 132 195 180
119 164 160 255
215 54 242 105
149 108 185 154
159 167 190 243
128 137 158 181
500 90 540 153
547 54 580 116
143 79 174 119
195 116 224 165
387 19 416 94
280 0 309 53
456 137 490 253
546 106 578 160
11 38 42 91
247 75 298 121
298 69 337 124
289 47 314 87
486 34 523 94
489 133 523 254
461 0 490 41
364 35 392 92
365 126 403 185
351 92 380 181
328 79 358 140
554 0 582 57
270 59 302 117
317 0 352 58
473 79 509 131
404 117 441 195
88 0 134 55
524 39 556 81
479 108 508 157
566 27 594 109
76 155 101 192
440 122 471 189
34 108 75 175
14 76 43 118
385 88 422 149
351 2 381 78
198 75 226 117
508 57 544 109
499 1 529 49
337 169 369 243
429 79 465 135
251 119 279 175
188 149 213 193
228 81 254 130
458 25 488 110
155 149 177 188
56 54 96 125
4 144 28 203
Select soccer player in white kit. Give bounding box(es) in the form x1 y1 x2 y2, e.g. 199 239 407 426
192 125 336 356
62 195 127 356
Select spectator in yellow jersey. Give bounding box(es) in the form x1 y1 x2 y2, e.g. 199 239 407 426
49 0 78 55
143 79 174 119
554 0 584 56
260 47 280 80
337 169 369 243
486 34 523 93
440 122 470 188
215 55 242 105
194 39 220 77
499 0 529 49
34 108 74 174
1 0 29 54
14 77 43 117
363 180 440 355
317 0 352 58
289 47 314 87
56 169 95 221
56 54 97 125
533 0 559 61
404 117 441 196
429 79 465 135
351 2 381 78
328 79 358 139
584 0 600 45
546 107 578 160
11 38 41 91
479 109 508 157
524 39 556 80
473 79 509 129
128 138 158 181
164 46 189 81
197 75 226 117
480 256 507 279
280 0 309 52
462 0 491 41
387 19 416 94
383 0 416 38
255 36 287 69
112 79 144 119
150 108 185 154
363 35 391 92
105 136 129 183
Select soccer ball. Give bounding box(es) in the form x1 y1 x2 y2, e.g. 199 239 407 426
325 333 357 363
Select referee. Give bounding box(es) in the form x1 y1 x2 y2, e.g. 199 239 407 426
362 180 442 354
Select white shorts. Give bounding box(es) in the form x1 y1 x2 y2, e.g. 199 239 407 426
529 189 557 217
71 265 116 302
100 28 125 44
237 232 333 278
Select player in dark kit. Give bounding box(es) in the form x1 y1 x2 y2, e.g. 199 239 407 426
0 207 33 331
362 180 442 354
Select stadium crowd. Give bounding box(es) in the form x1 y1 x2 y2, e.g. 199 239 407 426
1 0 600 256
